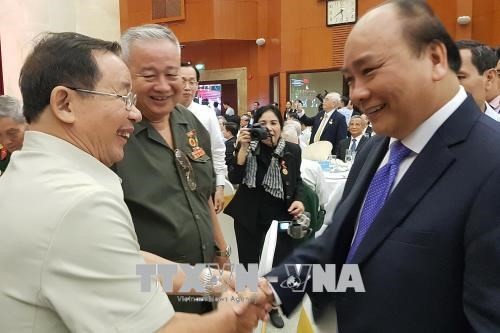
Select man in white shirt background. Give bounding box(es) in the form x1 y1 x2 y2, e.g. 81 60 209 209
179 62 228 212
488 47 500 113
223 101 235 116
456 40 499 122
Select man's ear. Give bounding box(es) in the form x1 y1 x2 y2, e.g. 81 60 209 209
484 68 497 91
428 41 449 82
50 86 76 124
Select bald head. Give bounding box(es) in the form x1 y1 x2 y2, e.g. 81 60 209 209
342 0 461 139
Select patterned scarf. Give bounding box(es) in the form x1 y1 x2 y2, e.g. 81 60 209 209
242 137 286 199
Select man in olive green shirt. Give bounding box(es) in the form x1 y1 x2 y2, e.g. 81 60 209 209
114 24 229 314
0 95 27 175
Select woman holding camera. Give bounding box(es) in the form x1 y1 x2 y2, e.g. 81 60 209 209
225 105 305 327
225 104 306 266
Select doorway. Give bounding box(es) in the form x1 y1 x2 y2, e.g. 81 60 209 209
199 67 247 115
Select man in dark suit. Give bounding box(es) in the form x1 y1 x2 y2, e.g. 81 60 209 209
336 115 370 161
298 92 347 153
263 1 500 332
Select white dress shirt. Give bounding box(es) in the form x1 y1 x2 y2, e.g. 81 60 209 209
188 101 228 186
349 134 364 152
488 94 499 113
351 86 468 241
337 107 353 125
0 131 173 332
484 102 500 122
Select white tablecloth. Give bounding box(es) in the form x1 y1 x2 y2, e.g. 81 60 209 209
318 169 348 236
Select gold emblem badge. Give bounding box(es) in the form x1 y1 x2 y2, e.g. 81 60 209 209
186 130 206 159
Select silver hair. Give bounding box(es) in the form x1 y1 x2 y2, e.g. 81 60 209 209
350 115 363 123
326 92 341 103
0 95 25 124
120 24 180 63
283 120 301 136
282 125 299 144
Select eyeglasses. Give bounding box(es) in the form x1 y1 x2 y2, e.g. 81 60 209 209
175 149 197 191
66 87 137 111
181 78 198 87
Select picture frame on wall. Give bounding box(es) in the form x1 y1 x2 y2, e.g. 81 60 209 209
152 0 185 23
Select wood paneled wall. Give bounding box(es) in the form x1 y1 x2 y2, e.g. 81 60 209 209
120 0 500 112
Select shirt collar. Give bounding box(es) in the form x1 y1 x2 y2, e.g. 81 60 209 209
351 134 364 141
488 94 499 110
398 86 467 154
22 131 123 195
324 108 336 117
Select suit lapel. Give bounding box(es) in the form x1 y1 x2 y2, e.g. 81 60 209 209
350 96 479 264
327 137 390 263
350 136 455 263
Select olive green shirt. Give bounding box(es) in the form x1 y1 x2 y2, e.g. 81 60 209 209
0 151 10 175
113 106 216 265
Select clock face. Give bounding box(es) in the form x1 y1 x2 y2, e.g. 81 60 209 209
327 0 357 26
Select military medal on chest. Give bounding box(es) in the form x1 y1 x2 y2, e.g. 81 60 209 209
186 129 206 159
281 160 288 175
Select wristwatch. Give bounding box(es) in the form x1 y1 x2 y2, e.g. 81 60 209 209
215 245 231 257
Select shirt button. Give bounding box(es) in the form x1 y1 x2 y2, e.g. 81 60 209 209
202 244 206 250
286 195 291 199
195 214 200 219
285 181 290 186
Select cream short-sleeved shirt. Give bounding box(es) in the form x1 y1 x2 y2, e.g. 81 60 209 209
0 131 174 332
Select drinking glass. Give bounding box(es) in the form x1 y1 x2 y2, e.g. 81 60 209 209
328 154 337 172
345 150 353 168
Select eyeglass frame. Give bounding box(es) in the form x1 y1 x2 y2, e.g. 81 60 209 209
65 87 137 111
174 149 197 191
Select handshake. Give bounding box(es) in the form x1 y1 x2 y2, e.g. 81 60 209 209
200 267 276 333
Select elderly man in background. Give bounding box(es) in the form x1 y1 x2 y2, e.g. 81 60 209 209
0 95 27 175
297 92 347 154
178 62 227 213
114 24 230 314
0 31 267 333
336 115 370 161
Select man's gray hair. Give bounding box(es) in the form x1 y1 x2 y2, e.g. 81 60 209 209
120 24 180 63
282 125 299 144
0 95 25 124
350 115 363 123
326 92 341 103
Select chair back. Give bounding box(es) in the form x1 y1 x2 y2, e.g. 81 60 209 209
302 141 333 161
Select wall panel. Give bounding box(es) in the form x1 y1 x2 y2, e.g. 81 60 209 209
120 0 500 108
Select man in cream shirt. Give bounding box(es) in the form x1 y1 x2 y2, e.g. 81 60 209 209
0 32 267 333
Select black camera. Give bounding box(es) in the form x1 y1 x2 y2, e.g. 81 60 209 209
250 123 270 141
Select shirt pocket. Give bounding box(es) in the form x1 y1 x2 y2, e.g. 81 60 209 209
187 153 214 194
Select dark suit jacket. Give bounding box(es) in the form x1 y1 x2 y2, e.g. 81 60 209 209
267 96 500 332
335 135 370 161
299 109 347 153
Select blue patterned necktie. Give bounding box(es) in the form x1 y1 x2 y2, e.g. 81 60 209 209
346 141 412 263
350 138 357 152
